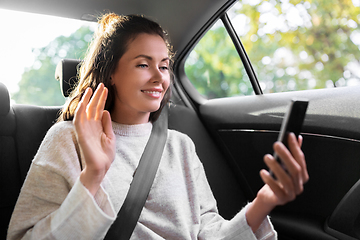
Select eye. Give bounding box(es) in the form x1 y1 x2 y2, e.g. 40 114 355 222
137 64 148 68
160 66 169 71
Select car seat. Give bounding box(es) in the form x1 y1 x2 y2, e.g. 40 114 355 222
0 82 21 239
0 82 60 239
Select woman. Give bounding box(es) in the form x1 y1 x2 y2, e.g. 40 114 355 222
7 13 308 239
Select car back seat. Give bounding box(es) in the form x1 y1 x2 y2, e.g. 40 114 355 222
0 82 60 239
0 59 247 238
0 82 19 239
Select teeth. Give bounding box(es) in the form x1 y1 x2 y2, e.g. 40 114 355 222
143 91 160 95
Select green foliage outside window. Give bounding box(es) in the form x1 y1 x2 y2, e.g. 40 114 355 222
11 0 360 103
185 0 360 99
13 26 94 106
185 25 252 98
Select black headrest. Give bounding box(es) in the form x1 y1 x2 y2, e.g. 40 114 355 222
0 82 10 116
55 59 82 97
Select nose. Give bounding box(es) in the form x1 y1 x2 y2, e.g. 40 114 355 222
151 67 166 84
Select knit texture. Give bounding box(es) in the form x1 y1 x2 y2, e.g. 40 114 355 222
7 121 276 240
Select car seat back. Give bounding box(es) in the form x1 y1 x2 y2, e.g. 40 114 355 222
0 82 20 239
0 82 60 239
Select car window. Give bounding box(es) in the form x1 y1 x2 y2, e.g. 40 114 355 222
0 9 96 106
185 20 253 98
184 0 360 99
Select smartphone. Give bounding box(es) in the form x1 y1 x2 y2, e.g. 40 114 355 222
270 99 309 177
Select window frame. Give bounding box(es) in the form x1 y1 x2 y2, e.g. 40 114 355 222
175 1 263 108
220 13 263 95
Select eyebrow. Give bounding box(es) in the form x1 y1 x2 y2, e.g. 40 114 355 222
134 55 169 62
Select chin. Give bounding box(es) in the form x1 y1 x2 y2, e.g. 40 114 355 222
143 105 162 114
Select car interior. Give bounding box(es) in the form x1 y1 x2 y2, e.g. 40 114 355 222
1 0 360 239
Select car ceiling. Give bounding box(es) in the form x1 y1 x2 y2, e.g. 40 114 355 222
0 0 235 57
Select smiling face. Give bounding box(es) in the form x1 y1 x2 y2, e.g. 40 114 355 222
110 33 171 124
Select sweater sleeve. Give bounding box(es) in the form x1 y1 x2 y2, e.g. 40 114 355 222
7 122 116 240
193 152 277 240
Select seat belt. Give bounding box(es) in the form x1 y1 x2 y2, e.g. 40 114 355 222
104 106 168 240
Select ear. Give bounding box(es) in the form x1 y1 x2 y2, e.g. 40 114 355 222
110 76 115 86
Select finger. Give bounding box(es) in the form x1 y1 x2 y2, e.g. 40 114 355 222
288 133 309 183
298 134 303 147
264 153 295 196
87 83 105 119
260 169 290 203
274 139 304 195
102 110 115 140
74 88 92 125
95 86 108 121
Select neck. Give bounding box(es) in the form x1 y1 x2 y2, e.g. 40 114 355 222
110 109 150 125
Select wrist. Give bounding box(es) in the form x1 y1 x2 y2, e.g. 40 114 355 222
79 168 104 196
253 195 274 215
246 196 274 233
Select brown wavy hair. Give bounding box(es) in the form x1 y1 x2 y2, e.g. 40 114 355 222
58 13 174 122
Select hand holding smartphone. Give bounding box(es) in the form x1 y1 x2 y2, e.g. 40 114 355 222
270 99 308 177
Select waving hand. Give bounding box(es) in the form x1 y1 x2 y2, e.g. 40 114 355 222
73 83 116 196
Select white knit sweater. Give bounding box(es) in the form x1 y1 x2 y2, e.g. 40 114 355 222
7 121 276 240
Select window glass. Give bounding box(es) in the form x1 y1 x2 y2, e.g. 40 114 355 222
0 9 96 106
185 21 253 98
185 0 360 98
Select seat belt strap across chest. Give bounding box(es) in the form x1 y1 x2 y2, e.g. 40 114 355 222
104 106 168 240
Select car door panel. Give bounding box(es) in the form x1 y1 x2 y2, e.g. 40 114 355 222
195 85 360 239
326 177 360 239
